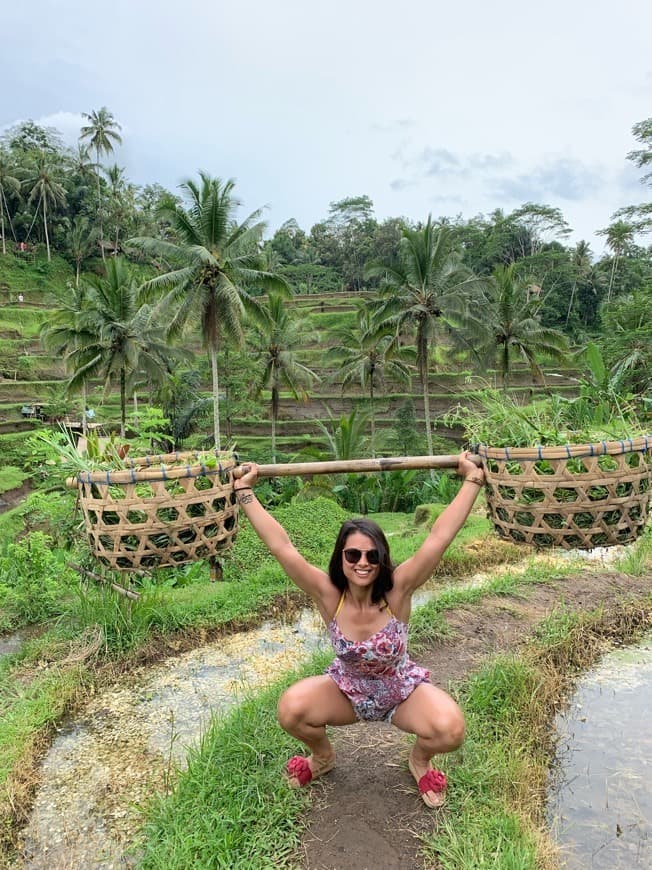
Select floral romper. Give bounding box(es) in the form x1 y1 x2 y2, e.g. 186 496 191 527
326 592 430 722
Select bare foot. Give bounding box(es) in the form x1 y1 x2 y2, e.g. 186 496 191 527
408 749 447 808
286 752 336 788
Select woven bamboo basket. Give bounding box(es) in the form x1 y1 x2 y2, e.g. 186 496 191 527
477 436 652 549
68 451 239 571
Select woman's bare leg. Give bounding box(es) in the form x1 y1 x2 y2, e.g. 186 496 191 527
391 683 465 806
277 675 358 783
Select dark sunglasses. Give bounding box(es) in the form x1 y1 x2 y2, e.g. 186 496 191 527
343 547 380 565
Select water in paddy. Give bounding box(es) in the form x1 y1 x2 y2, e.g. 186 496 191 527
548 631 652 868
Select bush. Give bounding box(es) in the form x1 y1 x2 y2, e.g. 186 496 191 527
0 532 75 630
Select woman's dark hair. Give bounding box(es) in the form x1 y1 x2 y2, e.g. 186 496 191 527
328 518 394 604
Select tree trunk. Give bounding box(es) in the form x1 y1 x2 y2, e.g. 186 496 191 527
271 386 278 464
82 381 87 437
1 207 5 255
417 326 434 463
120 368 126 438
607 256 619 301
369 379 376 459
96 149 105 262
566 281 577 326
210 345 221 451
43 196 51 262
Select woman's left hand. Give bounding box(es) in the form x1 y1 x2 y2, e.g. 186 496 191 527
457 450 484 483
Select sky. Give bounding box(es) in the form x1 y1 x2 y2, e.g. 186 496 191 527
2 0 651 254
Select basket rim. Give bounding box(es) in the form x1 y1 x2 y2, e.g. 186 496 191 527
476 435 652 462
69 450 238 486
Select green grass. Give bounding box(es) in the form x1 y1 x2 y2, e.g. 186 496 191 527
135 655 331 869
0 466 27 494
0 664 82 788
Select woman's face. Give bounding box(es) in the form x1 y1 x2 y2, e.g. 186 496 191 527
341 531 380 590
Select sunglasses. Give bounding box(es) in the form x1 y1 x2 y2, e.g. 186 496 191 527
343 547 380 565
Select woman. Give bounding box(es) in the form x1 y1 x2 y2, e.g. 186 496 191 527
234 452 484 807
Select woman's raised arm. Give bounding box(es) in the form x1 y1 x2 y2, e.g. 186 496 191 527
233 464 336 611
393 452 485 594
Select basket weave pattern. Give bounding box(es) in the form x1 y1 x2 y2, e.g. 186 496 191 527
74 452 239 571
478 437 652 549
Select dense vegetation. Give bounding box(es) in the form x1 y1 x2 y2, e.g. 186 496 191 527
0 109 651 469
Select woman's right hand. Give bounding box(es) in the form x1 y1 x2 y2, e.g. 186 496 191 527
234 462 259 490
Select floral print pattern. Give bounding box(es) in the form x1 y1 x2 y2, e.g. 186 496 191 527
326 614 430 721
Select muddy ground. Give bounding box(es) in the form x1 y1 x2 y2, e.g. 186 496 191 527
297 568 652 870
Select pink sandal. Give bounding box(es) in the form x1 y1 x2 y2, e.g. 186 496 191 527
408 754 447 808
286 754 335 788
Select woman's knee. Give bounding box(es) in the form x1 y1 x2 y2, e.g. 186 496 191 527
429 706 465 749
277 684 312 730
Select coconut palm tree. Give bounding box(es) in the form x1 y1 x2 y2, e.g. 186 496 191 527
248 292 318 463
129 172 289 450
596 220 635 301
23 151 67 261
40 282 96 434
365 218 484 457
327 301 415 456
69 257 178 437
80 107 122 254
64 215 97 286
0 150 21 255
566 240 594 327
470 262 569 387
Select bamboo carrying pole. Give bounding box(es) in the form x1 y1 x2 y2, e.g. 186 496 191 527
235 453 482 479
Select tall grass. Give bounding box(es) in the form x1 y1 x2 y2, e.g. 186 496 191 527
136 655 332 869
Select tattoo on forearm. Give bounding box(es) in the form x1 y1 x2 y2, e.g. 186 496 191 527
238 492 254 505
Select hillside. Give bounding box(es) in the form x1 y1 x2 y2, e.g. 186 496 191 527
0 253 582 459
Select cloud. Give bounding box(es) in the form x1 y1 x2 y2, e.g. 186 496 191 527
491 158 604 202
393 145 515 181
390 178 418 191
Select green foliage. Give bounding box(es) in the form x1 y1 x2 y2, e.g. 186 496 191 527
600 287 652 396
225 497 348 574
444 376 645 448
0 466 27 494
0 533 75 630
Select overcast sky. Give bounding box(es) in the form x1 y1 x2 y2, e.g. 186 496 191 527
2 0 651 254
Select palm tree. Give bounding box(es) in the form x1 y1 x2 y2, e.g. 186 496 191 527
64 215 97 286
69 258 177 437
471 263 569 387
0 150 21 255
248 292 318 463
40 282 95 434
365 218 484 457
566 240 594 327
129 172 288 450
327 301 415 456
79 107 122 254
596 220 635 301
23 151 67 261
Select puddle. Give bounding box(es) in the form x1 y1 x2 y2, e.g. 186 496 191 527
548 631 652 868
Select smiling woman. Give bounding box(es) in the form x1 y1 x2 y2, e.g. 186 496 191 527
234 451 485 807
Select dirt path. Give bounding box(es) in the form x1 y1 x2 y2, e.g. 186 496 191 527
298 569 652 870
